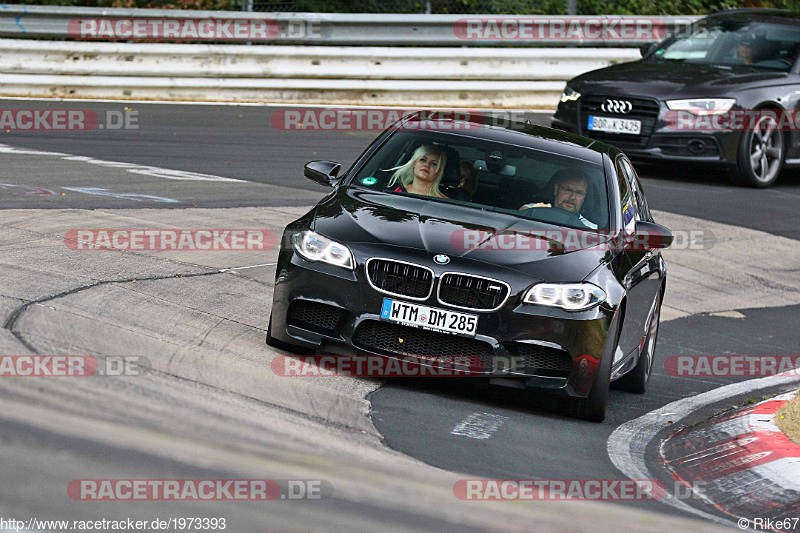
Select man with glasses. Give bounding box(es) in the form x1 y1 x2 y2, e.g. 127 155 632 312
520 170 598 229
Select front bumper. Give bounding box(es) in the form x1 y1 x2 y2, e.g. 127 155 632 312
270 242 618 399
552 101 741 165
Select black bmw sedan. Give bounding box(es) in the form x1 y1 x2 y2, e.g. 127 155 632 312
268 113 672 421
552 9 800 187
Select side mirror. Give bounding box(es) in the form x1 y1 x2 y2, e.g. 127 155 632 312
304 160 342 187
640 43 657 57
632 220 674 249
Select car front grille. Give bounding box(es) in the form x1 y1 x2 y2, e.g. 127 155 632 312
438 273 509 311
580 95 660 147
287 300 346 335
353 320 493 372
366 259 433 300
507 342 573 377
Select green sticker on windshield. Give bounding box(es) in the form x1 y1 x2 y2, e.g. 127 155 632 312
361 177 377 186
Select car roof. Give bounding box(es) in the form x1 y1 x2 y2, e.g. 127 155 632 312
397 113 615 165
706 9 800 25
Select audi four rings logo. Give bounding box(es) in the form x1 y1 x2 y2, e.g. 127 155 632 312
601 99 633 114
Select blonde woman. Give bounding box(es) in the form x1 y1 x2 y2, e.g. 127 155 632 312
387 145 448 198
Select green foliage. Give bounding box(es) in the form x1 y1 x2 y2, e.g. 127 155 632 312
289 0 564 13
17 0 800 13
21 0 119 6
577 0 799 15
110 0 231 9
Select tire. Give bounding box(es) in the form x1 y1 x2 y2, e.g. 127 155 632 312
570 317 621 422
735 111 784 187
614 293 661 394
571 367 610 422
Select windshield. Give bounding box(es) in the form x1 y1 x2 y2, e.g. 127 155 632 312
650 20 800 71
349 130 609 230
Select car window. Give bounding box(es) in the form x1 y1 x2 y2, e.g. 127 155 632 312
615 158 629 201
350 130 610 230
660 27 723 61
652 21 800 72
620 158 652 222
615 157 638 233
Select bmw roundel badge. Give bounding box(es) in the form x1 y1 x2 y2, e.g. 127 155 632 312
433 254 450 265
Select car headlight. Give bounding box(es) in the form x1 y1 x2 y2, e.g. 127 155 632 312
666 98 736 115
560 86 581 103
523 282 605 311
292 230 354 270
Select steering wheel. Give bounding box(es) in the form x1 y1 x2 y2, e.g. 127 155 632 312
522 206 586 227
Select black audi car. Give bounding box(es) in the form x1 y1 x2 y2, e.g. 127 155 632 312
553 9 800 187
267 113 672 421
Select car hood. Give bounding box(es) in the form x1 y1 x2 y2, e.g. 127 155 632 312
311 187 613 281
571 59 789 99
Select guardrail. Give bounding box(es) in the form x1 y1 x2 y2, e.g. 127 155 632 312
0 6 700 107
0 5 698 46
0 39 640 107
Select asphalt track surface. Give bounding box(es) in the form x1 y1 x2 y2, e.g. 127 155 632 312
1 99 799 239
1 99 799 531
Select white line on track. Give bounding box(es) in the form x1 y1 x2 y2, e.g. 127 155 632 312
62 186 180 203
219 263 277 272
0 143 245 183
607 372 800 527
451 412 509 440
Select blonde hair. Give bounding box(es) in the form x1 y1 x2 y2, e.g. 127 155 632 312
387 145 447 197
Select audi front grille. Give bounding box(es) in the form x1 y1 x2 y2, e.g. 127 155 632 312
579 95 660 148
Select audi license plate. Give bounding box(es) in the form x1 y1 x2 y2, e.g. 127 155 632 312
587 116 641 135
380 298 478 337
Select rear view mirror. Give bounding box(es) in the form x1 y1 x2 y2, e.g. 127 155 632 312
304 160 342 187
640 43 657 57
632 220 674 249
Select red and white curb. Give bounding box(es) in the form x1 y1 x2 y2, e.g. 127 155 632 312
608 372 800 528
661 390 800 530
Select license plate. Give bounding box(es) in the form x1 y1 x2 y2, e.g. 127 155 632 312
380 298 478 337
587 116 641 135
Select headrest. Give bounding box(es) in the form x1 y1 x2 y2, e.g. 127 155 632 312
438 145 461 187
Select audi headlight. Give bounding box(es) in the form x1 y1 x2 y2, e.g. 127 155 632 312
292 230 354 270
666 98 736 115
560 86 581 103
523 282 605 311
